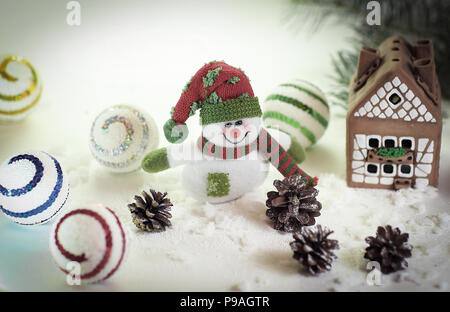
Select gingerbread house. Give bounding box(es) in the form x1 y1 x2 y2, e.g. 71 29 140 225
346 35 442 190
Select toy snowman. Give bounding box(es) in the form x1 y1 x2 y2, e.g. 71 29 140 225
142 61 317 204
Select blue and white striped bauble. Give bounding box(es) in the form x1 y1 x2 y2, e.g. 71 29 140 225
0 151 69 225
0 55 42 123
263 79 329 149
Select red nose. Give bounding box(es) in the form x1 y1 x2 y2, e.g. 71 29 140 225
230 129 240 138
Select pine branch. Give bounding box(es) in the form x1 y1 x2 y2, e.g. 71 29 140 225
291 0 450 110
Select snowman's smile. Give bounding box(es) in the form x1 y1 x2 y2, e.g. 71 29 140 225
223 131 250 145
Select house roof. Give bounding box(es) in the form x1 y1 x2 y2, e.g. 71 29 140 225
348 35 440 116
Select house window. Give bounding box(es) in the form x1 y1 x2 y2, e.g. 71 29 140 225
382 164 396 177
369 138 379 148
400 137 414 150
398 164 413 178
383 136 397 148
366 163 379 176
367 135 381 149
389 92 402 105
385 140 395 148
400 165 411 174
401 139 412 149
386 90 404 108
384 165 394 174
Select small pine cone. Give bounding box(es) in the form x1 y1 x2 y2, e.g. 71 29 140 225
290 225 339 275
364 225 412 274
266 174 322 232
128 189 173 232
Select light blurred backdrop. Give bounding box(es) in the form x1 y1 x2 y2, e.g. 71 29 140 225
0 0 353 159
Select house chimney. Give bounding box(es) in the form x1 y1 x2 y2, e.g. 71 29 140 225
356 46 380 79
414 39 434 59
414 58 436 94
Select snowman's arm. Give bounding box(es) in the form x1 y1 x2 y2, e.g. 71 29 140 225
142 147 171 173
142 142 195 173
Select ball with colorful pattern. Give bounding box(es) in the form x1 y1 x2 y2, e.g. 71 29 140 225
0 55 42 123
0 151 69 225
49 203 127 284
89 105 159 172
262 79 330 149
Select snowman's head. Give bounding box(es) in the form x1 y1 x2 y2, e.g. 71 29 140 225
202 117 261 148
163 61 263 145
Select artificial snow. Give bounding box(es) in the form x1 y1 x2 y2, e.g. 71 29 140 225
2 110 446 291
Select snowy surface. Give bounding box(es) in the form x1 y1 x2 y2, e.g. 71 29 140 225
0 0 449 291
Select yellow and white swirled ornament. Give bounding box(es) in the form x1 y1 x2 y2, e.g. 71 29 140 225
0 55 42 122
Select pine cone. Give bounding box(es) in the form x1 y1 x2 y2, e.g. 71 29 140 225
266 174 322 232
364 225 412 274
128 189 173 232
290 225 339 275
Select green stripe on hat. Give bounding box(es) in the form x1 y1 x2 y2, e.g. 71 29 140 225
263 111 316 145
279 83 329 110
265 94 328 128
200 97 262 125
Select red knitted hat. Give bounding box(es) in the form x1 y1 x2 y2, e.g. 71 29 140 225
163 61 262 143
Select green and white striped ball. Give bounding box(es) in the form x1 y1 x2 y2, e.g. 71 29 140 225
262 79 329 149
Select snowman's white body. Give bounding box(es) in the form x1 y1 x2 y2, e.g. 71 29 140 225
170 145 269 203
182 156 268 203
166 118 290 204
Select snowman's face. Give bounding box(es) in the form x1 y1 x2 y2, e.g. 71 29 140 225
202 117 261 148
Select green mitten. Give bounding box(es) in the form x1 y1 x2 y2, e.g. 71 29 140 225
287 136 306 164
142 147 170 173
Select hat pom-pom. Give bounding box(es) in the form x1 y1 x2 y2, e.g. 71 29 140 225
163 119 188 144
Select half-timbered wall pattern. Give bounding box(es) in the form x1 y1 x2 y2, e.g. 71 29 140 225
353 76 436 123
351 133 434 187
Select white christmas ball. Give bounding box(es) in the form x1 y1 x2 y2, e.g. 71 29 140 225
263 79 330 149
0 55 42 123
0 151 69 225
90 105 159 172
49 203 127 284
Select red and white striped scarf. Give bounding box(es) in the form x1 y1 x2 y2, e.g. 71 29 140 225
197 128 318 185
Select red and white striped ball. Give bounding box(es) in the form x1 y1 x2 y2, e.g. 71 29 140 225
49 203 127 284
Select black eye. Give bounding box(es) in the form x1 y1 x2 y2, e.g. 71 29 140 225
225 122 232 127
235 120 243 126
